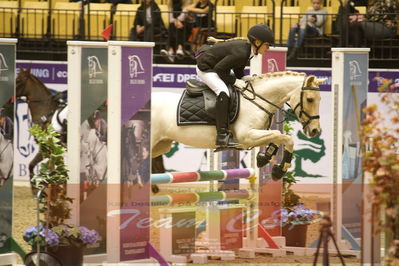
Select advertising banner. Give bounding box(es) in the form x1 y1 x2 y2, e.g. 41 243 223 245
341 52 368 238
80 47 108 255
119 46 152 261
220 208 243 250
0 40 15 255
171 212 196 255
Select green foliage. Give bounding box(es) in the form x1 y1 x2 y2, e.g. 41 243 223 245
24 125 100 250
28 125 69 189
282 120 301 209
28 125 71 227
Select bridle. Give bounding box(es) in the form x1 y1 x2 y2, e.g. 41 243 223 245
237 77 320 130
292 86 320 131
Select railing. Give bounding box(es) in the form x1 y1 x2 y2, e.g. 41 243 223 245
0 3 398 64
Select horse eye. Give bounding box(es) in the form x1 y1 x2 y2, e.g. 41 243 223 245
307 98 314 103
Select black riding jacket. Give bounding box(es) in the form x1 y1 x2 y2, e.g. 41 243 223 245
196 40 252 85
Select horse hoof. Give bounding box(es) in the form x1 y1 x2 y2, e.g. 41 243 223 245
256 152 271 168
272 165 285 181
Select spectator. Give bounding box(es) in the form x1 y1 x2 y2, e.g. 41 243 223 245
347 0 398 47
185 0 214 52
108 0 133 14
287 0 327 60
160 0 193 63
130 0 167 42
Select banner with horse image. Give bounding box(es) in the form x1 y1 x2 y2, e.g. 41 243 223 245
0 40 16 255
119 45 152 261
341 52 368 239
80 47 108 255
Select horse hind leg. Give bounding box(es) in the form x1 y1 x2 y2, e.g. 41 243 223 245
151 139 173 158
151 139 172 194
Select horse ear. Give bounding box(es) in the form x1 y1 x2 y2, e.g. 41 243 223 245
315 78 327 85
18 66 24 73
305 75 315 87
26 67 31 73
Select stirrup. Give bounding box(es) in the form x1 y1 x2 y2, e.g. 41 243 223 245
215 132 239 148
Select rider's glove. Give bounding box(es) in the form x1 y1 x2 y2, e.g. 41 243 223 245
234 79 247 89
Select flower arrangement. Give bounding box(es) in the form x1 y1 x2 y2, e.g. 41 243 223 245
23 225 99 250
273 204 322 230
274 119 323 230
23 125 99 260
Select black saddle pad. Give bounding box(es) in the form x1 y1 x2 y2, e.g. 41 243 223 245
177 86 240 126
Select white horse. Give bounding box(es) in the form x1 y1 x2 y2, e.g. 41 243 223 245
151 71 325 179
0 132 13 187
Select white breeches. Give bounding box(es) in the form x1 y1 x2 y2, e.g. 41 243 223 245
196 66 230 96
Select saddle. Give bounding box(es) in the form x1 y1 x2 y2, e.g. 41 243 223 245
177 79 240 126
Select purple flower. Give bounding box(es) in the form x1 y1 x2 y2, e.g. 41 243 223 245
23 226 59 247
79 226 99 245
39 229 60 246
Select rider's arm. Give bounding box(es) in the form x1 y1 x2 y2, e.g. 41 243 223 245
213 55 244 85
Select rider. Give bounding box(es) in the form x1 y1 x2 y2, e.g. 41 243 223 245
195 24 274 148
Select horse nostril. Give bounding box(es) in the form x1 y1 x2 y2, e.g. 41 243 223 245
311 128 319 136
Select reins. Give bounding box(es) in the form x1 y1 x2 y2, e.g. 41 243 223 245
237 76 320 130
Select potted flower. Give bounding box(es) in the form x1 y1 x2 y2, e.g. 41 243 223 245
273 121 322 247
23 224 99 265
23 125 99 266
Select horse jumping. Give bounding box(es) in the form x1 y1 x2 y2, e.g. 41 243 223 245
151 71 325 179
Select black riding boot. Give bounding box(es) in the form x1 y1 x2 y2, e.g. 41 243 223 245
215 92 239 147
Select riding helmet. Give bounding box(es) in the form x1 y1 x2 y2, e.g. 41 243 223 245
247 24 274 45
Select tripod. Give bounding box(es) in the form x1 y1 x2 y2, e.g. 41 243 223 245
313 215 346 266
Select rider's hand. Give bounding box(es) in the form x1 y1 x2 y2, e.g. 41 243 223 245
234 79 247 89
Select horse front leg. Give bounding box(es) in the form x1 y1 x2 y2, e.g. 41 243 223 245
241 129 294 180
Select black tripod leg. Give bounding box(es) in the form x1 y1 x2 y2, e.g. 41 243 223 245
323 230 329 266
328 231 346 266
313 229 323 266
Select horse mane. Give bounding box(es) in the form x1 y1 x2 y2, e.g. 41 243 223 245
29 72 48 89
243 71 306 81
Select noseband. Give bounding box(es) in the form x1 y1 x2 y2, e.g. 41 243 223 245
293 86 320 130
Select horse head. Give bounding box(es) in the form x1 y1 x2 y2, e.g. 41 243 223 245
16 67 32 98
288 75 325 138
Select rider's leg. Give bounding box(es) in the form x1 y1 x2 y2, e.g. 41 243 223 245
196 67 239 147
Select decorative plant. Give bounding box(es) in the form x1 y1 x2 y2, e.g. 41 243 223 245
23 225 99 250
273 204 321 229
275 118 322 228
24 125 99 250
362 77 399 264
282 120 301 209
